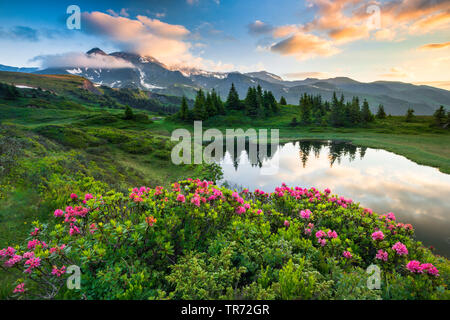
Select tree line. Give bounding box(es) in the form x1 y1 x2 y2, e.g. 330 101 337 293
177 83 280 121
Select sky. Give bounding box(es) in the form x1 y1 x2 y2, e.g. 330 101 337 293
0 0 449 88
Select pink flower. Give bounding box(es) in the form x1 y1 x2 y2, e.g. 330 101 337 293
284 220 290 227
300 209 311 219
84 193 94 201
256 209 263 215
236 206 246 215
375 249 388 262
421 263 439 277
327 230 338 239
23 251 34 259
70 193 78 200
387 212 396 221
4 255 22 267
176 194 186 203
13 283 25 294
24 257 41 273
51 266 67 277
318 238 327 247
69 225 80 236
324 188 331 194
406 260 423 273
315 230 326 239
54 209 64 217
191 196 201 207
343 251 352 259
244 203 251 210
304 228 312 235
371 231 384 241
392 242 408 256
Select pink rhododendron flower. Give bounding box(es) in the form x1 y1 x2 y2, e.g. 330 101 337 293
304 228 312 235
13 283 25 294
70 193 78 200
421 263 439 277
406 260 423 273
51 265 67 277
343 251 352 259
23 251 34 259
375 249 388 261
176 194 186 203
315 230 326 239
244 203 250 210
54 209 64 217
256 209 262 215
284 220 290 227
392 242 408 255
69 226 80 236
24 257 40 273
300 209 311 219
371 231 384 241
4 255 22 267
84 193 94 201
327 230 338 239
318 238 327 246
236 206 246 215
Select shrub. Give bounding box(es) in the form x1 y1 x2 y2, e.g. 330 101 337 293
1 180 448 300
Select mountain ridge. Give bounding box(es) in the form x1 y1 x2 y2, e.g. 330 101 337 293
2 48 449 115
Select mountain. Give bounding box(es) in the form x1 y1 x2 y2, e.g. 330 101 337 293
0 64 39 73
32 48 450 115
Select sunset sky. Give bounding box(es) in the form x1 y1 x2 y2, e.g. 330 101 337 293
0 0 449 88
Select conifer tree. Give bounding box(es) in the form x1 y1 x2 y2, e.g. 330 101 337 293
405 108 415 122
433 105 446 127
279 96 287 105
361 99 374 123
225 83 240 111
376 104 386 119
193 89 206 120
205 92 217 117
179 96 188 120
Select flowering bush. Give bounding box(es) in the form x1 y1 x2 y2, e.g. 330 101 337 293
1 180 449 300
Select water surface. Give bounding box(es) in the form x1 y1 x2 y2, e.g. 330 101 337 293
218 140 450 257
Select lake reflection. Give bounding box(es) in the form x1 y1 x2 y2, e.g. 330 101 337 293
218 140 450 257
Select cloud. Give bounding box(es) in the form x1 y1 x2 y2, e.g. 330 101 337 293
410 10 450 34
270 33 340 60
82 11 193 67
283 71 329 79
272 25 301 38
0 26 39 42
419 41 450 50
328 25 370 43
247 20 274 35
379 67 411 79
31 52 136 69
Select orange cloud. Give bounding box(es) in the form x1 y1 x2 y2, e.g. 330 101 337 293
419 41 450 50
328 26 370 43
270 32 340 60
82 11 193 67
410 10 450 33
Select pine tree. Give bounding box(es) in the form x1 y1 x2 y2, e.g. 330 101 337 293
405 108 415 122
299 93 311 124
124 105 134 120
279 96 287 105
268 91 278 114
376 104 386 119
433 105 446 127
330 92 342 127
225 83 240 111
205 92 217 118
244 87 258 116
193 89 206 120
179 96 188 120
211 89 224 115
361 99 374 123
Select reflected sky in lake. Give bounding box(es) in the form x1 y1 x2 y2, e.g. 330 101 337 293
218 140 450 257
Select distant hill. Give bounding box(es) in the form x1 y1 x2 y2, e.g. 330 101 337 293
0 64 39 73
5 47 450 115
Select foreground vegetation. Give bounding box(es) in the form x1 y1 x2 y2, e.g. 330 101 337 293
1 72 449 299
1 179 448 299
